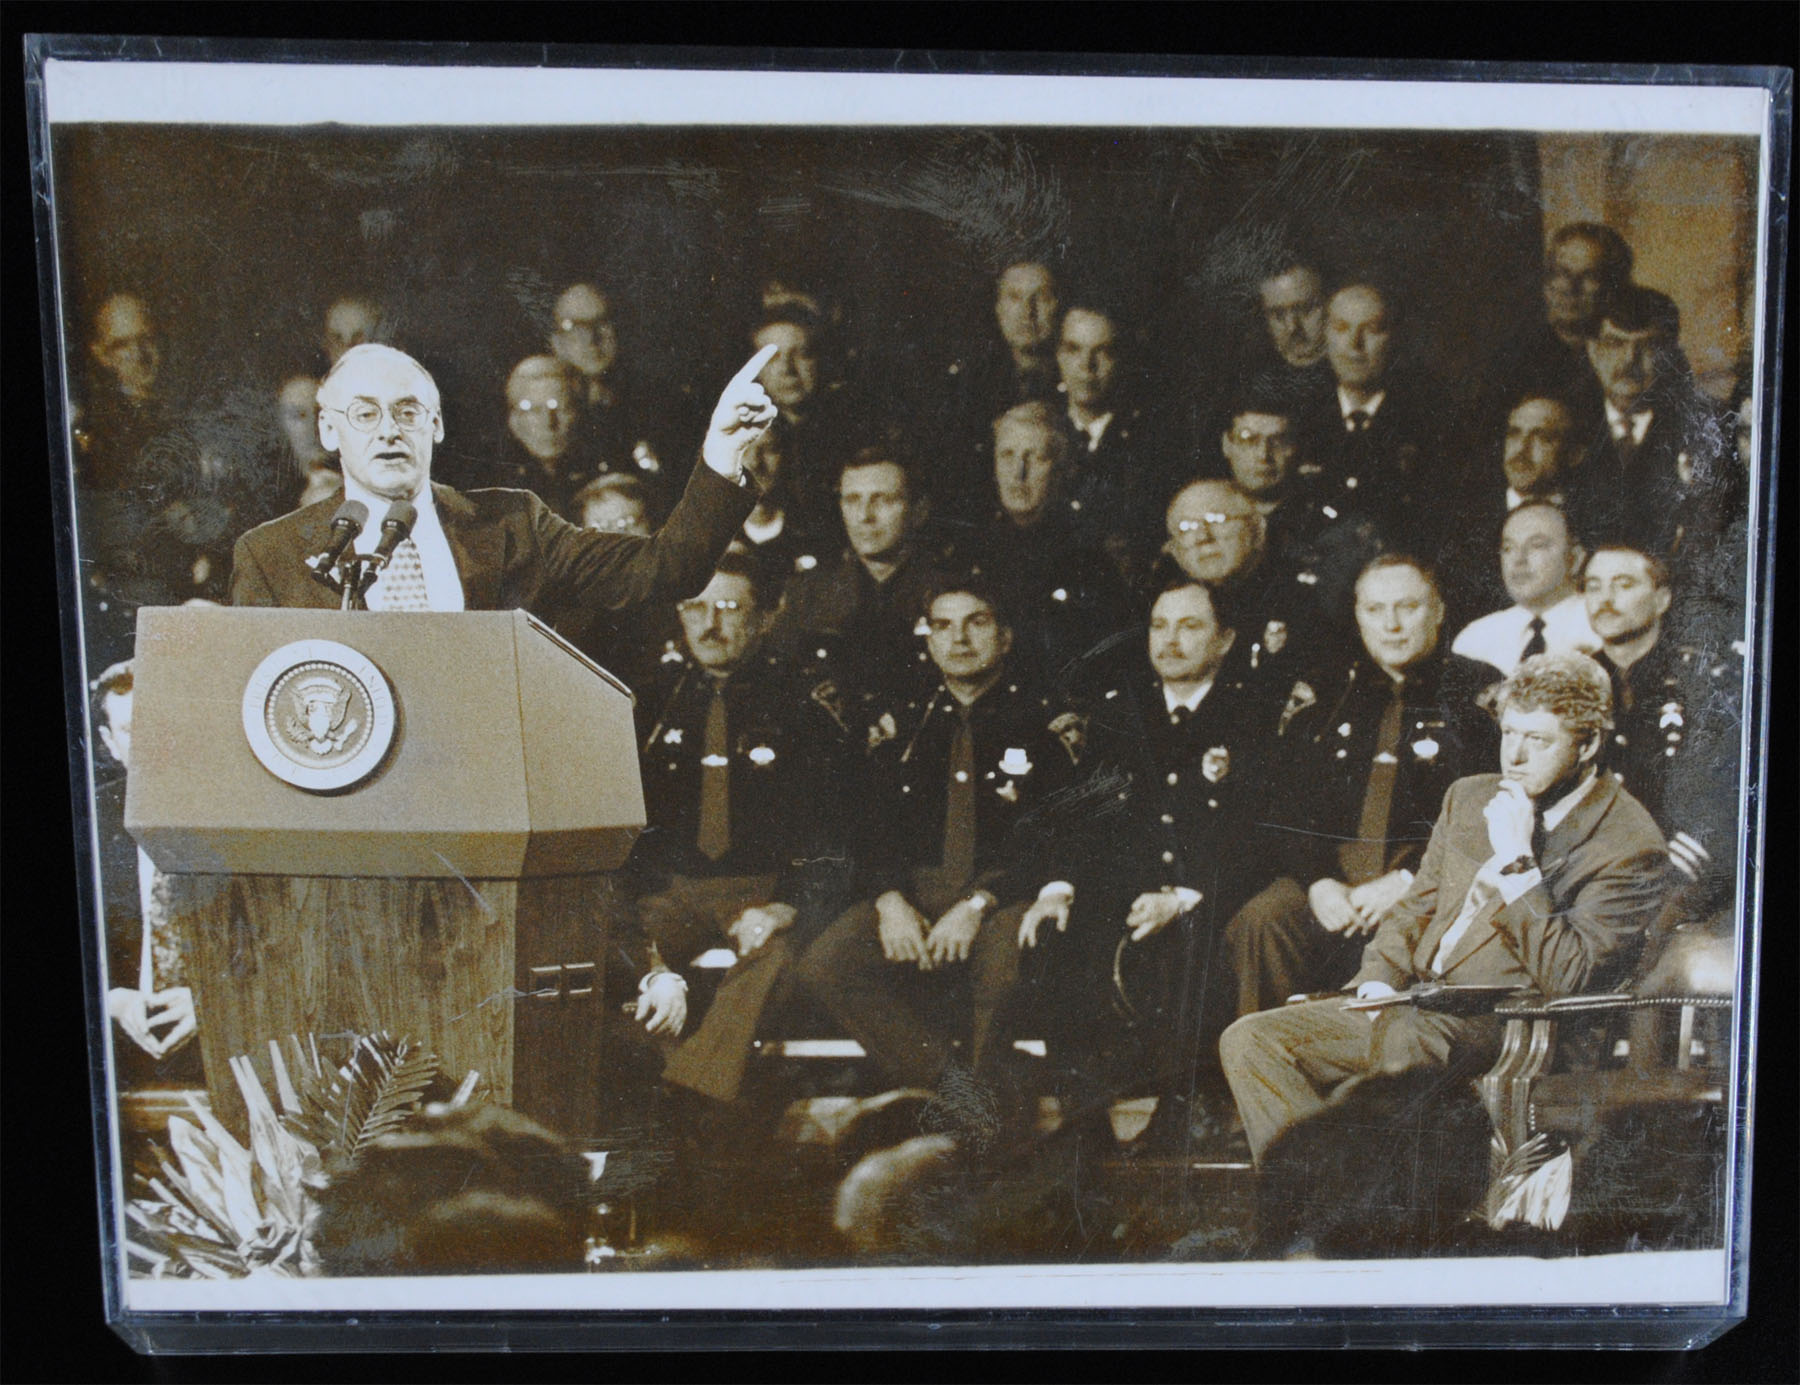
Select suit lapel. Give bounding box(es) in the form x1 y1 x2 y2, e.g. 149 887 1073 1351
1435 773 1619 978
433 483 503 611
282 500 347 609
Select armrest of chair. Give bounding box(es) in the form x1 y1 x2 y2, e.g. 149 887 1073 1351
1494 992 1732 1021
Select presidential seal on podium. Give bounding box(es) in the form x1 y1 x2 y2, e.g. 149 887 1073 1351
242 639 397 792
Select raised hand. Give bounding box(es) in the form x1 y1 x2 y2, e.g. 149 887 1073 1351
145 987 197 1054
702 344 780 481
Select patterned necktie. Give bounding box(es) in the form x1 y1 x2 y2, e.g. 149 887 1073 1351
376 537 432 611
1521 615 1547 662
1340 680 1404 884
942 705 977 889
697 683 731 862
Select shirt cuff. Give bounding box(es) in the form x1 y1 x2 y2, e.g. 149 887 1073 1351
1490 864 1544 905
1171 886 1202 910
1038 881 1075 901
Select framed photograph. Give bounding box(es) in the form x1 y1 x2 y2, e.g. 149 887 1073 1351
24 39 1788 1351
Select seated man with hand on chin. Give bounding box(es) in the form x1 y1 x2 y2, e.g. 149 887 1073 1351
1220 651 1671 1166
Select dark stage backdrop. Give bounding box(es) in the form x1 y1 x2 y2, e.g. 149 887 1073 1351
49 123 1543 497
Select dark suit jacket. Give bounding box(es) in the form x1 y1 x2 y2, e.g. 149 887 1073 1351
1351 771 1669 996
1302 371 1469 564
229 460 755 617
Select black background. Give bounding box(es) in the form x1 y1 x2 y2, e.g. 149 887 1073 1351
5 5 1794 1382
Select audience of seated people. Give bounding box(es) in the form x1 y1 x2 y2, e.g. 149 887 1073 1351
69 208 1754 1259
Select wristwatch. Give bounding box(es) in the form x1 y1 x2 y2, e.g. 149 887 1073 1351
1497 854 1536 877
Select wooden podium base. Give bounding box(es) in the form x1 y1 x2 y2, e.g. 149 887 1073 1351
170 872 623 1142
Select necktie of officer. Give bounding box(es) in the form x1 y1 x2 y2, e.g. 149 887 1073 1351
942 704 977 889
1340 680 1405 884
1346 409 1373 433
1521 615 1547 662
697 682 731 862
376 537 432 611
1610 416 1640 470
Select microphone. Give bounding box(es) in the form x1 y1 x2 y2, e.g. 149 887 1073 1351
310 498 369 569
305 499 369 579
369 501 418 568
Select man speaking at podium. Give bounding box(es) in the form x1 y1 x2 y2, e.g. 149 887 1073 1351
229 342 778 616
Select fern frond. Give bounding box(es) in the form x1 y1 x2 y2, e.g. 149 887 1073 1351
341 1034 442 1157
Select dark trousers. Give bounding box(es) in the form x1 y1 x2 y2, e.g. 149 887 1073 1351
794 891 1027 1090
1223 877 1368 1017
636 873 800 1104
1009 892 1243 1129
1219 995 1502 1162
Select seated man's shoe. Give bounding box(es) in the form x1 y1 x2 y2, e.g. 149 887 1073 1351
1126 1091 1251 1163
833 1087 935 1167
1125 1094 1194 1159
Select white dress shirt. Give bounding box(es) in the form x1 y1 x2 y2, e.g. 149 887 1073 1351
342 474 466 612
1068 408 1115 453
1505 486 1566 512
1162 675 1216 717
1338 387 1387 428
1604 400 1653 446
1451 592 1598 675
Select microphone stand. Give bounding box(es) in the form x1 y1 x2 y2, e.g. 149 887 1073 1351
341 554 384 610
310 553 380 610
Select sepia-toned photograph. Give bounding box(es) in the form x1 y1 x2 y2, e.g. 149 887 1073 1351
30 47 1782 1337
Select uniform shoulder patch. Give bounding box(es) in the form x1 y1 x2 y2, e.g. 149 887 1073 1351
808 678 850 733
1278 680 1317 735
1049 711 1088 765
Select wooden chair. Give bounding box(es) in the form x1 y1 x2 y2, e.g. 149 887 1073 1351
1478 924 1735 1242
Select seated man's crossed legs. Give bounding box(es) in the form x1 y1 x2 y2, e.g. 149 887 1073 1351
1219 996 1501 1163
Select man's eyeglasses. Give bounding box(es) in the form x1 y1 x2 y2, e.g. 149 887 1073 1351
677 598 744 618
325 399 433 433
1173 512 1253 536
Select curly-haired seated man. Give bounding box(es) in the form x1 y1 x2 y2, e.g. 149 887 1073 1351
1220 651 1671 1164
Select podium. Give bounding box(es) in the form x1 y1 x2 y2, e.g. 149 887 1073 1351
126 607 646 1140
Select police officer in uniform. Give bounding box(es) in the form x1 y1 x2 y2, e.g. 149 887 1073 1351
1016 579 1289 1155
766 448 947 706
624 555 859 1113
1156 477 1340 690
795 576 1079 1106
1215 382 1383 637
955 400 1134 696
1582 543 1741 918
1225 554 1490 1015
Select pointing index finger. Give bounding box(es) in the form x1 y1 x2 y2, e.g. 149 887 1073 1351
730 343 780 390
